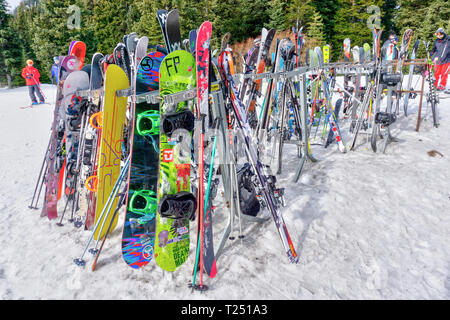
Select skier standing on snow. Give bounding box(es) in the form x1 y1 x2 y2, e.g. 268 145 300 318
21 59 45 105
430 28 450 91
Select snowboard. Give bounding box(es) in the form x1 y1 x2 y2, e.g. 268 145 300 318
113 43 132 83
93 64 129 240
166 9 182 52
189 29 197 56
69 41 86 69
68 40 77 55
41 54 81 220
121 50 166 269
61 71 90 211
136 51 166 94
156 9 170 51
363 43 371 61
154 50 196 272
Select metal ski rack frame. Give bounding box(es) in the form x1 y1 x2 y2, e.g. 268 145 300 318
76 88 103 99
208 84 271 262
293 73 318 182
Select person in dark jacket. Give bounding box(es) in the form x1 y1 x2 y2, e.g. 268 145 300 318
21 59 45 105
431 28 450 90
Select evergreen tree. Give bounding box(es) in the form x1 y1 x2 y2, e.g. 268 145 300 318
396 0 450 57
30 0 96 82
239 0 270 40
332 0 384 60
382 0 398 38
128 0 162 45
130 1 211 50
11 0 40 71
266 0 288 30
0 0 23 87
285 0 315 31
93 0 129 53
211 0 242 45
307 10 326 48
311 0 340 44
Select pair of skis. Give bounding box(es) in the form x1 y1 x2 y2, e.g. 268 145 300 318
218 49 299 265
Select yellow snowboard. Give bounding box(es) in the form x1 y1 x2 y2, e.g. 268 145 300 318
94 64 129 240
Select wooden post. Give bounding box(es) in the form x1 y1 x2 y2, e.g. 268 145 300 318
416 71 426 132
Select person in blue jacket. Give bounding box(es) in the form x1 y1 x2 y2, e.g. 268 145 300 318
51 56 59 85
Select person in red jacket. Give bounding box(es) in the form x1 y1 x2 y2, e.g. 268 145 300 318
21 59 45 105
431 28 450 91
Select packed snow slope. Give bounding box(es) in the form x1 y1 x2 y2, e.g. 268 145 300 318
0 82 449 300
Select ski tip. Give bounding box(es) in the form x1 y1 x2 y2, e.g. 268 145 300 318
208 263 217 279
91 260 98 272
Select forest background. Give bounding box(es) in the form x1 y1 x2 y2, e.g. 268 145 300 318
0 0 449 87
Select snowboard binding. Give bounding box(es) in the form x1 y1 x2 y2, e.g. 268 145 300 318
129 189 158 221
161 110 195 136
375 112 397 126
380 72 401 87
136 110 160 136
237 163 261 217
158 191 197 221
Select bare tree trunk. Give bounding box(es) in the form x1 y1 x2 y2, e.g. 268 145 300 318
6 74 12 89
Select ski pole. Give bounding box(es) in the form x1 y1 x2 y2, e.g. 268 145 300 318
89 156 130 248
73 156 130 266
29 139 51 209
33 161 48 210
31 74 47 101
91 184 128 271
74 159 128 265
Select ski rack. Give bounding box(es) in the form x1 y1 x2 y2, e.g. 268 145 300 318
76 62 377 102
76 88 103 99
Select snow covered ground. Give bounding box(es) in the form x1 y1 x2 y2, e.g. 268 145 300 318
0 80 449 300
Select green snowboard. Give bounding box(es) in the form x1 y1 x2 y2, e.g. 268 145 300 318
155 50 196 272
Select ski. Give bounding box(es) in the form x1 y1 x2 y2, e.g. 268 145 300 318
218 50 299 264
191 20 212 291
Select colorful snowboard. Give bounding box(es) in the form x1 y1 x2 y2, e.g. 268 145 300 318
121 51 166 268
69 41 86 69
62 71 90 206
41 54 81 220
154 50 196 272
